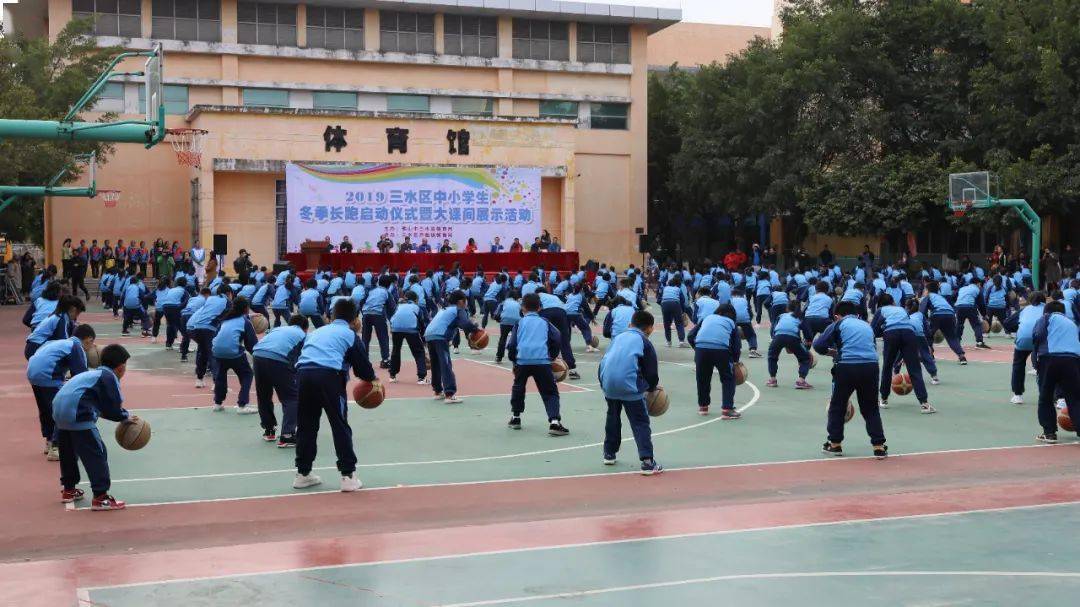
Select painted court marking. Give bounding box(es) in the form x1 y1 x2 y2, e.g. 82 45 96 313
76 500 1080 594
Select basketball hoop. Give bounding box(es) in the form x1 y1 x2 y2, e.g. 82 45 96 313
167 128 208 167
98 190 121 208
952 199 974 218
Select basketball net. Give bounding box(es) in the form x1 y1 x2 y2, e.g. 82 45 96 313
167 128 208 168
953 199 974 218
99 190 120 208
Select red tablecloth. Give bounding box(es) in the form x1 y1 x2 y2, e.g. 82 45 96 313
284 252 580 274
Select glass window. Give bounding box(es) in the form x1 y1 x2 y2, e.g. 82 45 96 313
275 179 288 258
590 103 628 129
380 10 435 54
386 94 429 113
237 2 296 46
577 23 629 64
539 100 578 120
313 91 358 110
306 6 364 51
512 19 569 61
72 0 142 38
450 97 493 116
242 88 290 108
443 14 497 58
99 82 125 100
139 84 190 115
151 0 220 42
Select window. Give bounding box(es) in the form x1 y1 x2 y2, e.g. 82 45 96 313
313 91 358 110
577 23 629 64
444 15 497 58
387 94 429 113
379 11 435 54
72 0 142 38
275 179 288 258
450 97 493 116
237 2 296 46
151 0 220 42
512 19 569 61
242 88 290 108
306 6 364 51
94 82 125 112
539 100 578 120
139 84 190 115
590 103 628 129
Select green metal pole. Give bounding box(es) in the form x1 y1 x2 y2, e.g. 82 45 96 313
0 119 158 144
998 199 1040 290
0 195 15 214
0 186 95 198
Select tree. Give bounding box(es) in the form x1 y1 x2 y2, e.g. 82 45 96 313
0 20 117 242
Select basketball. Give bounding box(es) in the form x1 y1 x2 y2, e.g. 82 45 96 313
834 286 844 297
933 330 945 344
85 344 101 368
468 329 489 350
682 313 690 328
733 361 748 386
1059 408 1074 433
990 319 1002 334
352 380 385 409
589 335 600 348
115 417 151 450
981 319 990 334
738 326 746 339
891 372 913 396
826 400 856 423
646 387 669 417
551 358 569 382
250 314 269 335
808 351 817 369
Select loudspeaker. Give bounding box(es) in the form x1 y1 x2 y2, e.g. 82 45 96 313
272 262 292 274
638 234 648 254
212 234 227 256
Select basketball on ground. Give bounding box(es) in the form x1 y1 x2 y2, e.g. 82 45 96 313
589 335 599 349
825 400 856 423
551 358 569 382
733 361 748 386
115 417 151 450
990 319 1002 333
1059 408 1074 433
250 314 269 335
646 387 669 417
352 380 385 409
808 351 817 369
468 329 489 350
981 319 990 334
682 313 690 328
85 344 101 368
933 330 945 344
891 372 913 396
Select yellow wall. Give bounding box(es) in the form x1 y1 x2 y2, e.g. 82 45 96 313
213 172 278 267
646 22 772 67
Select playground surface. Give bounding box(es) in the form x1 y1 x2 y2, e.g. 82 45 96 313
0 306 1077 606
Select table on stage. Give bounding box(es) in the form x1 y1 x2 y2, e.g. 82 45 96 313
284 251 580 275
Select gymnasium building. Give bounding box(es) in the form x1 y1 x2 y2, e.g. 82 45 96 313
6 0 688 268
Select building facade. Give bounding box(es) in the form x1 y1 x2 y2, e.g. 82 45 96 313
5 0 679 268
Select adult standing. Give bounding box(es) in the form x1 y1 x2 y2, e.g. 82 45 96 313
19 249 36 295
233 249 254 283
819 244 834 267
539 230 552 250
60 238 73 279
190 240 207 286
860 245 875 271
1043 247 1062 287
70 252 90 299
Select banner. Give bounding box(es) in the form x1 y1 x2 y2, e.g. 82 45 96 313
285 163 542 252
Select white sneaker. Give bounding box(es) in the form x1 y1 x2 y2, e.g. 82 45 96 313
195 379 205 389
417 377 430 385
212 403 224 412
389 376 398 383
1028 368 1038 376
433 393 445 400
678 342 689 348
879 399 889 409
1010 395 1024 405
920 402 937 414
46 444 60 461
293 473 322 489
444 395 464 404
340 473 363 492
165 345 174 350
150 336 158 344
930 377 940 385
236 405 257 415
1057 398 1067 410
452 347 460 355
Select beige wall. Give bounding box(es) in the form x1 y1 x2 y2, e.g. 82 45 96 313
213 172 279 267
647 22 771 68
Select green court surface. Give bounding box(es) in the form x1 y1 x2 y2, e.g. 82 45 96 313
82 502 1080 606
80 318 1048 507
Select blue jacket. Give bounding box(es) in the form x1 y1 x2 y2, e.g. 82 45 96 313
298 288 324 316
769 290 789 308
159 286 188 308
271 283 293 309
211 316 258 359
804 292 834 318
1005 304 1044 351
813 316 878 364
599 328 659 401
603 305 635 339
390 302 424 333
26 297 59 329
907 311 929 337
30 274 49 300
731 296 752 324
507 313 561 366
871 305 913 335
424 307 479 342
238 284 257 300
251 283 272 306
1032 312 1080 365
123 282 147 309
327 277 344 296
483 282 504 302
773 312 802 337
182 295 207 317
51 367 129 431
955 284 981 308
186 295 229 331
362 287 393 317
495 300 522 326
27 337 88 388
688 314 740 359
538 292 565 310
921 292 954 316
26 312 72 346
694 296 720 323
252 325 307 365
296 319 376 380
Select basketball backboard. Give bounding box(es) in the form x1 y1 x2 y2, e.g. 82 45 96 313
144 44 164 135
948 171 996 210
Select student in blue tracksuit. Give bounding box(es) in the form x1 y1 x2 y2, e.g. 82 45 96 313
754 271 773 323
767 288 790 327
250 275 273 320
983 275 1009 331
468 271 486 316
694 288 720 325
154 278 188 348
99 269 115 310
149 278 171 341
424 292 481 404
538 290 579 380
494 291 523 363
565 283 597 352
389 291 428 384
872 293 934 413
507 294 568 435
730 288 760 358
592 272 612 317
481 274 507 328
120 274 151 336
766 302 814 390
52 344 133 510
1031 301 1079 443
954 278 990 348
271 276 294 327
802 282 835 344
110 269 129 317
362 275 396 367
603 297 636 340
179 287 208 362
921 281 967 363
24 281 61 330
598 310 662 475
688 304 742 418
659 275 691 348
253 315 308 446
292 298 378 492
27 325 96 461
1003 292 1045 404
890 299 939 385
813 301 888 457
297 279 326 329
25 295 84 360
210 298 258 413
187 285 233 388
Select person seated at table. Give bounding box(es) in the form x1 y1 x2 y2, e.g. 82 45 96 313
398 237 414 253
339 236 354 253
416 238 432 253
377 234 394 253
490 237 505 253
529 238 544 253
439 239 453 253
464 238 478 254
509 238 524 253
548 237 562 253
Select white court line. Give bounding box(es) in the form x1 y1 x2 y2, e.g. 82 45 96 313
467 358 595 393
434 571 1080 607
77 499 1080 592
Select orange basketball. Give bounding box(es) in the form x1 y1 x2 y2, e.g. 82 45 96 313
733 361 748 386
551 358 569 382
890 372 913 396
589 335 600 349
808 351 817 369
826 400 856 423
115 417 151 450
981 319 990 334
646 387 669 417
468 329 489 350
249 313 269 335
682 313 691 328
1059 408 1075 433
352 380 385 409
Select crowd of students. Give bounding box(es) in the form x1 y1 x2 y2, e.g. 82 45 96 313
17 244 1080 509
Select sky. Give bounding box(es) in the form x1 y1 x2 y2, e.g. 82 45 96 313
2 1 776 28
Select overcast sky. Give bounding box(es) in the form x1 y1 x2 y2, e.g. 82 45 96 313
2 1 776 27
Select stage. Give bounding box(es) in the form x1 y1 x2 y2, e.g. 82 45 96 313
284 251 580 275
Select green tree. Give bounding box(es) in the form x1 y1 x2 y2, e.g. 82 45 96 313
0 20 117 241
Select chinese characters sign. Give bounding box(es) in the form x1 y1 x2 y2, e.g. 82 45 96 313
285 163 542 252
